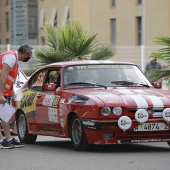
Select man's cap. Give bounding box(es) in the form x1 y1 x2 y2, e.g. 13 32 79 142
149 56 156 61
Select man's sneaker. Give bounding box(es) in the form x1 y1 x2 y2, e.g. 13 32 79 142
8 138 24 148
0 139 14 149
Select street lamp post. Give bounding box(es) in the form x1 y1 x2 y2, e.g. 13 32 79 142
141 0 145 72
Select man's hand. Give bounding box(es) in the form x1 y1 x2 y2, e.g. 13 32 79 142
0 95 6 104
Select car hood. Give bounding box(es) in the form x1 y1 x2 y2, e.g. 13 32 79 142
69 87 170 108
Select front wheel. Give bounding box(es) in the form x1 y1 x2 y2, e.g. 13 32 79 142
70 115 89 151
17 111 37 144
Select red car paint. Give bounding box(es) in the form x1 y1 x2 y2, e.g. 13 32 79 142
11 60 170 150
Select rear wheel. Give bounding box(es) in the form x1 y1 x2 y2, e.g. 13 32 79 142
17 111 37 144
70 115 89 151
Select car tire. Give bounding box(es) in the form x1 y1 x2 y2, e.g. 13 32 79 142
70 115 89 151
17 111 37 144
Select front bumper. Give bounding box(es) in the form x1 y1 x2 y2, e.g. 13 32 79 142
81 118 170 145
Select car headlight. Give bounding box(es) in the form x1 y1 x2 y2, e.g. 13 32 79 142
112 107 122 116
101 107 111 116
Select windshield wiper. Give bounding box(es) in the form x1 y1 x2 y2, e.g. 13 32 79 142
110 81 149 88
66 82 107 89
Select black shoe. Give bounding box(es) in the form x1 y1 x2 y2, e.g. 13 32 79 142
0 139 14 149
8 138 24 148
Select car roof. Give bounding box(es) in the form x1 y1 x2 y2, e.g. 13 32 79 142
41 60 136 69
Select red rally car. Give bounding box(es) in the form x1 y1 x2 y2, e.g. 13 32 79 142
11 60 170 150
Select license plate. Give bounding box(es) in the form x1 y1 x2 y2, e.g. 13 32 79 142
134 123 169 131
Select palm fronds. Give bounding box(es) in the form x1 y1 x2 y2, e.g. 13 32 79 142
56 21 98 60
34 20 116 67
152 35 170 62
34 46 73 66
90 44 116 60
149 70 170 82
44 23 58 50
151 35 170 82
154 35 170 46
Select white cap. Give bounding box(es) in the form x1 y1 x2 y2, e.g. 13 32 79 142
149 56 155 61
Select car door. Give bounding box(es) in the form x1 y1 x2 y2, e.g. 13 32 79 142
30 68 62 131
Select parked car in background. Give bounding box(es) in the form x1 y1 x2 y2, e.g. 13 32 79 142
14 68 28 92
10 60 170 151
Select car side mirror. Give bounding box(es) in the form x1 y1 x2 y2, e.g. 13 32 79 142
152 82 162 89
44 83 56 91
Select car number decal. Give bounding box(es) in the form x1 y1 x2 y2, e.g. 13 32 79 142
43 95 60 106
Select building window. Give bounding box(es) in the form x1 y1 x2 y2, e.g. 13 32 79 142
111 19 116 46
54 14 58 27
137 0 142 4
39 8 45 28
112 0 116 6
6 39 9 44
137 16 142 45
29 18 35 30
50 7 57 27
62 6 69 25
5 12 9 32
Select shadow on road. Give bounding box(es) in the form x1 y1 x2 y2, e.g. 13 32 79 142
90 143 170 153
34 139 72 150
32 139 170 153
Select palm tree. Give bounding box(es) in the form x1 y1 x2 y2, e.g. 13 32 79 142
34 21 116 67
149 35 170 82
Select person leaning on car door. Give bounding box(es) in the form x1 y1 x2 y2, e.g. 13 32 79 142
0 44 33 149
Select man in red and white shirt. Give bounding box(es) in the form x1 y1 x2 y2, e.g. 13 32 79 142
0 44 33 149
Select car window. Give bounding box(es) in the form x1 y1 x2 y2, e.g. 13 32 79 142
42 69 60 91
45 70 60 84
29 69 60 91
30 70 46 91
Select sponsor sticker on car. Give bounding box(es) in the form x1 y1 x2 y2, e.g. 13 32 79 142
43 95 60 106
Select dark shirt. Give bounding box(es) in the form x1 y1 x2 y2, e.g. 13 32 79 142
145 61 161 82
145 62 161 71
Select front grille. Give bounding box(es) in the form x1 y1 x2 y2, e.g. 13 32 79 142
127 108 163 119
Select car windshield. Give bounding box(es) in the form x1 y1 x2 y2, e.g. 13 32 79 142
63 64 151 88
